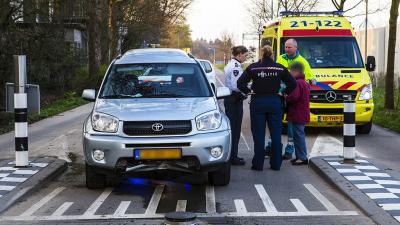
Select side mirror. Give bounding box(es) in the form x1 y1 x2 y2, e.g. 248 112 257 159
366 56 376 72
82 89 96 102
216 87 231 99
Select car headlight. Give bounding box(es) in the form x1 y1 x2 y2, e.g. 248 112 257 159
359 84 373 101
196 110 222 131
91 112 119 133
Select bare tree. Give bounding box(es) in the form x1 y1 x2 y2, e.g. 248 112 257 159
247 0 319 35
385 0 400 110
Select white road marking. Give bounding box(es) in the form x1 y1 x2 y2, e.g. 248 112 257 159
234 199 248 214
206 186 216 214
83 188 113 216
344 176 372 181
310 134 343 158
114 201 131 216
13 170 38 175
21 187 65 216
0 177 27 182
240 132 251 151
0 185 16 191
30 163 48 168
355 159 369 163
354 165 379 171
290 199 308 213
0 167 18 171
0 173 9 177
145 185 164 215
387 188 400 194
304 184 338 212
364 172 391 178
337 169 362 173
255 184 277 212
176 200 187 212
355 184 385 189
375 180 400 185
52 202 73 216
328 162 342 166
379 204 400 211
366 193 399 199
395 216 400 222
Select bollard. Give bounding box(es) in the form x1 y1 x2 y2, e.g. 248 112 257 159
343 96 356 163
164 212 203 225
14 55 29 167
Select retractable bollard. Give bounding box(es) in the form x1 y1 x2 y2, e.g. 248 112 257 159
164 212 205 225
342 96 356 163
14 55 29 167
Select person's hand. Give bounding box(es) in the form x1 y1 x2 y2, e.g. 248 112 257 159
249 90 256 95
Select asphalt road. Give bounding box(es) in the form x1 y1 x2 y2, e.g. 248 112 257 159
0 68 399 224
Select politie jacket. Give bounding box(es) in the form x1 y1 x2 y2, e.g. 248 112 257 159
276 52 315 82
224 58 243 93
286 73 311 124
237 57 296 96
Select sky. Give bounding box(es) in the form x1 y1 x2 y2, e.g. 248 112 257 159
186 0 393 46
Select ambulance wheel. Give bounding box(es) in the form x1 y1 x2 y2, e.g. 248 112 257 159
357 121 372 134
86 164 106 189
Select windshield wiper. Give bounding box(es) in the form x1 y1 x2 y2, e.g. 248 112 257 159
101 94 142 99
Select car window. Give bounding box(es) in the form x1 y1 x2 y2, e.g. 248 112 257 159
99 63 212 98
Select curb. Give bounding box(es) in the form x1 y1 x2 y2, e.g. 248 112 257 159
0 157 67 214
310 157 400 225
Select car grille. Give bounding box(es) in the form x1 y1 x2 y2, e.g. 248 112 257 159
123 121 192 136
310 90 358 103
310 108 343 115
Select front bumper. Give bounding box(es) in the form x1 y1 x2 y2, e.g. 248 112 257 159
307 101 374 127
83 130 231 172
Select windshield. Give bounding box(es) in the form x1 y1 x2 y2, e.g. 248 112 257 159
280 37 364 68
99 63 212 98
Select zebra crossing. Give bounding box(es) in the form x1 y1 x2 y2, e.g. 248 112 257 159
0 182 358 222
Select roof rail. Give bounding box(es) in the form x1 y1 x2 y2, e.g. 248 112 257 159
187 52 195 59
280 11 344 17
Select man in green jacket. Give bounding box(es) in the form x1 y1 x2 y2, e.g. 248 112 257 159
266 38 317 160
277 38 316 83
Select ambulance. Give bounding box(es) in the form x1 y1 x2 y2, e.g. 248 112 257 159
262 11 376 134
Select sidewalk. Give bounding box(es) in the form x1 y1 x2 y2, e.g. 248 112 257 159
0 157 67 213
311 157 400 225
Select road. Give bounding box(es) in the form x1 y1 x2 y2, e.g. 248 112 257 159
0 68 399 224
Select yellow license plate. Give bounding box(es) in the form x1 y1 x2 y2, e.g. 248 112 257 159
318 116 344 122
134 149 182 160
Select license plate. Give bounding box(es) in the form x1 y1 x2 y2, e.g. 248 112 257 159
318 116 344 122
134 149 182 160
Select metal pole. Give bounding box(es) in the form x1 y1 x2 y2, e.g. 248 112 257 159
213 48 216 64
14 55 29 167
342 96 356 163
364 0 368 60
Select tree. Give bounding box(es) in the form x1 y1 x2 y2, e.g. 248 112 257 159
87 0 102 78
385 0 400 110
247 0 319 36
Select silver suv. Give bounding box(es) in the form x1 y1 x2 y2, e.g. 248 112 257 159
82 49 232 189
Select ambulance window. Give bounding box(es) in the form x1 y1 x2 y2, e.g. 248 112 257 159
280 37 364 68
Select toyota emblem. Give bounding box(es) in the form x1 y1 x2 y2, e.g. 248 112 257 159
152 123 164 132
325 91 337 103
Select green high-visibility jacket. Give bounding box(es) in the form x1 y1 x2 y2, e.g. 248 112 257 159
276 52 315 82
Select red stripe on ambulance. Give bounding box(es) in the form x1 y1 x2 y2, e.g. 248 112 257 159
283 29 353 37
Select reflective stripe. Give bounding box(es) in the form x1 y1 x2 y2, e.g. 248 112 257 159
14 93 27 109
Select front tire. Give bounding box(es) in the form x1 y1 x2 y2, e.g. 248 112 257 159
208 163 231 186
86 163 106 189
357 120 373 134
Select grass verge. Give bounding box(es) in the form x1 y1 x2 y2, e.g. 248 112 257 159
214 64 225 71
0 92 87 135
373 87 400 133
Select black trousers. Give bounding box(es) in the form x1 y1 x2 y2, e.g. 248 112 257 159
224 95 243 160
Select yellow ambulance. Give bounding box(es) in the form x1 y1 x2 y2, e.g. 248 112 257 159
262 11 376 134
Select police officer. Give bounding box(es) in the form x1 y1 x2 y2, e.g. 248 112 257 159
238 45 296 171
224 46 249 166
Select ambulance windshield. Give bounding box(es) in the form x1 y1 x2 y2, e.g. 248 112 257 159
280 37 364 68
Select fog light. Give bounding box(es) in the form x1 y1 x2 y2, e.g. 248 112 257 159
93 150 105 161
210 147 223 158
